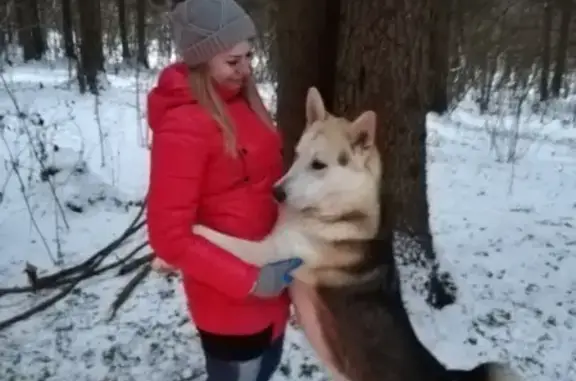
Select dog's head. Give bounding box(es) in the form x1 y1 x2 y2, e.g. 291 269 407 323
275 87 381 218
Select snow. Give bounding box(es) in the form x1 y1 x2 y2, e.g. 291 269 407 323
404 104 576 381
1 61 575 381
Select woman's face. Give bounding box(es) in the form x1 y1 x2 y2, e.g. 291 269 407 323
207 40 254 91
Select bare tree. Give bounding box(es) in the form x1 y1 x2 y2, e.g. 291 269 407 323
77 0 105 94
136 0 149 68
15 0 46 61
540 0 553 101
117 0 130 62
0 1 14 62
60 0 75 60
550 0 573 98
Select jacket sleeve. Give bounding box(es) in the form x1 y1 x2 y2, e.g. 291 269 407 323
146 115 260 299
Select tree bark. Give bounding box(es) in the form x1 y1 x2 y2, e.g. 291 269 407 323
77 0 105 94
539 0 552 102
276 0 457 379
274 0 333 168
325 2 458 378
550 0 572 98
275 0 457 311
15 0 46 61
61 0 76 60
332 0 433 242
428 0 451 114
0 1 9 60
136 0 149 68
117 0 131 62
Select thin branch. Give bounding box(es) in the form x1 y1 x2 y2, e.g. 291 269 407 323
0 202 146 297
0 126 56 263
0 72 71 230
0 204 148 331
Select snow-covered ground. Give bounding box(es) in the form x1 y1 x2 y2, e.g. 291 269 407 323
1 62 575 381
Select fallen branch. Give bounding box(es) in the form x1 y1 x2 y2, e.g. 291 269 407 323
1 243 151 297
117 252 154 276
0 203 154 331
0 204 146 297
0 271 82 331
107 263 153 322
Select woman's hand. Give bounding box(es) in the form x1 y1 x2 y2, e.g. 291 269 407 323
151 256 178 274
249 257 304 298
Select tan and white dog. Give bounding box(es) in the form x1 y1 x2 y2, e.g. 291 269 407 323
152 87 522 381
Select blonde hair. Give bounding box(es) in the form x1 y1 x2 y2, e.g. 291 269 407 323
187 65 276 156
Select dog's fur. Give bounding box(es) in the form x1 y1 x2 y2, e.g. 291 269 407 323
192 87 382 289
158 87 522 381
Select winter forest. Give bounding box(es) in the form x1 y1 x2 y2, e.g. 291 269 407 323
1 0 575 380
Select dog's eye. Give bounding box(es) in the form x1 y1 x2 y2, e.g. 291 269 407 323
310 159 327 170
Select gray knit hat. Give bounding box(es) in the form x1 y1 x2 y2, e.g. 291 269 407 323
170 0 257 67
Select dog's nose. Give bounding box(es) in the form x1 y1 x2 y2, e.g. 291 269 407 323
273 186 287 203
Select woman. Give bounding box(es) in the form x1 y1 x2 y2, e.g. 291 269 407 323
145 0 303 380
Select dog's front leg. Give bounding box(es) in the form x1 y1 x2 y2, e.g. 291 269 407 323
192 225 316 271
192 225 281 267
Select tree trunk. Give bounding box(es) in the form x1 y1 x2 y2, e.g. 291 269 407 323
77 0 104 94
275 0 334 167
428 0 451 114
15 0 46 61
275 0 457 378
117 0 131 62
136 0 149 68
61 0 76 60
550 0 572 98
449 0 466 104
275 0 456 310
0 1 8 61
539 0 552 102
333 0 432 242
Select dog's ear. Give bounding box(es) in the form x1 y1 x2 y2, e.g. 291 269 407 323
349 110 377 151
306 87 327 125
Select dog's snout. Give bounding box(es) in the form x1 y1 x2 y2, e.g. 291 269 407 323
273 186 287 203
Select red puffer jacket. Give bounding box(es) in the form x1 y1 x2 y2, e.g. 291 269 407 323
146 62 290 341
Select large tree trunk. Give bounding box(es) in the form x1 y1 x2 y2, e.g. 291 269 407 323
0 1 10 62
15 0 46 61
276 0 457 379
332 0 436 255
117 0 131 62
550 0 572 98
275 0 332 168
448 0 466 104
275 0 456 312
77 0 104 94
428 0 451 114
61 0 76 60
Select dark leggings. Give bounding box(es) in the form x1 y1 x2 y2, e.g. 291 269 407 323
199 326 284 381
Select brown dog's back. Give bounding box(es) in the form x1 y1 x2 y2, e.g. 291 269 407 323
310 238 516 381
